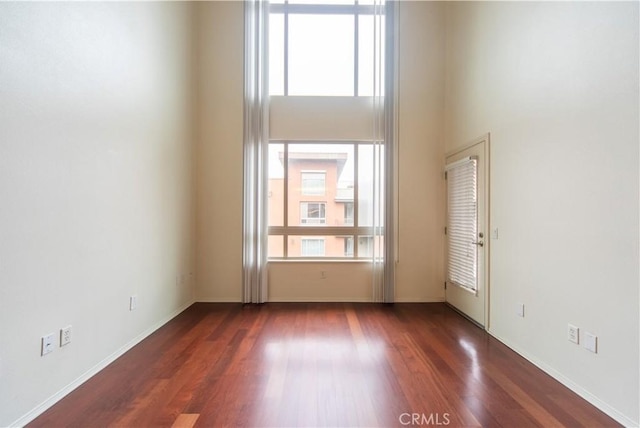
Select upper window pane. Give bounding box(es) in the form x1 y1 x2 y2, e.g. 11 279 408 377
358 15 384 96
288 14 354 96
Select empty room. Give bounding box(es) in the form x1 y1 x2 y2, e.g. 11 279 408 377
0 1 638 427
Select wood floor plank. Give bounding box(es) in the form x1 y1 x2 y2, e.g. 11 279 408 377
28 303 621 428
171 413 199 428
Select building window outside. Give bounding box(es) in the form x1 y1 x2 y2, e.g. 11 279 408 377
301 238 326 257
300 202 326 224
301 172 326 196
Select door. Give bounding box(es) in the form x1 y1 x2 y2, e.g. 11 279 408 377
445 136 489 327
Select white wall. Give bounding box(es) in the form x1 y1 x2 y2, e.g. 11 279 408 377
395 1 446 302
0 3 196 426
194 1 245 302
195 1 446 303
445 2 639 425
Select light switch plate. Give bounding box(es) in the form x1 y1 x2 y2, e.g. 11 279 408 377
584 332 597 353
41 333 55 356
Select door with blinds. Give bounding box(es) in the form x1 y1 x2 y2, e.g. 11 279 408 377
445 136 489 327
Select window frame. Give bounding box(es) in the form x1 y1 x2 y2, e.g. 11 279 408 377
268 139 382 260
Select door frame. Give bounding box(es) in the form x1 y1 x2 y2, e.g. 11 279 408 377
444 133 491 329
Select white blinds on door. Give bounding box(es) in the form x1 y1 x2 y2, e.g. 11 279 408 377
446 157 478 293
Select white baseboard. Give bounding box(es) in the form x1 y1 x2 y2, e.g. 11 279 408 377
195 298 242 303
487 330 638 428
395 297 445 303
267 297 374 302
10 300 195 428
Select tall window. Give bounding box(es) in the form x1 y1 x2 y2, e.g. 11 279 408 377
245 0 394 299
266 0 390 263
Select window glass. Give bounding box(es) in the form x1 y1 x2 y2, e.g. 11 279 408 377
343 236 354 257
268 235 284 257
358 15 384 96
288 236 351 258
358 236 373 258
287 144 353 227
268 143 285 226
288 14 354 96
301 238 326 256
343 202 354 225
269 13 285 96
268 141 380 258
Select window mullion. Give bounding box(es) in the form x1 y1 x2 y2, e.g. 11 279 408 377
354 6 359 96
354 143 359 258
284 1 289 96
283 142 289 257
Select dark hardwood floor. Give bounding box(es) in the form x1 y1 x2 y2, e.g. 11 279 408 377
29 303 620 427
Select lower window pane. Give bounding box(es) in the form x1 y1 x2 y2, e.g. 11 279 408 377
357 235 384 259
287 144 354 227
268 235 284 258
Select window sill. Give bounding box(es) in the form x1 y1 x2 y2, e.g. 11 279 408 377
268 258 373 264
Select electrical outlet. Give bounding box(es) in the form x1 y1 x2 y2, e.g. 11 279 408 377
516 303 525 317
60 325 72 347
567 324 579 344
41 333 55 356
129 295 138 311
584 332 597 353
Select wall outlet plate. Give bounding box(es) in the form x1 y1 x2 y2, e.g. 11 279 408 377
567 324 579 344
516 303 525 317
60 325 72 346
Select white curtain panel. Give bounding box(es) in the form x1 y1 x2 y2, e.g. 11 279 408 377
242 0 269 304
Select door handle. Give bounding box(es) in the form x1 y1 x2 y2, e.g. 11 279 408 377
472 240 484 247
